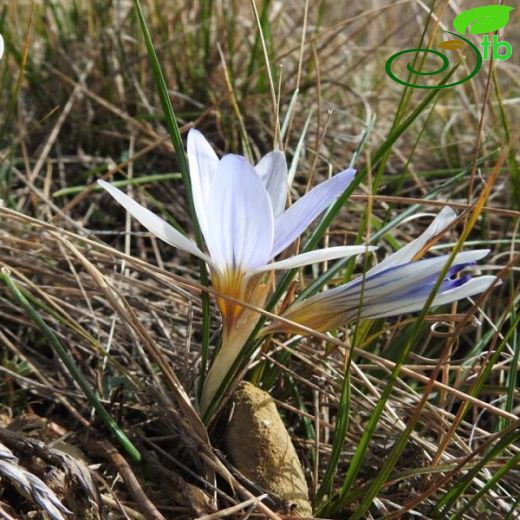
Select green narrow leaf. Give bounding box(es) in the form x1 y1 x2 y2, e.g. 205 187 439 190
199 0 214 69
453 449 520 519
133 0 211 392
243 0 272 97
287 107 314 185
434 425 520 516
313 352 351 505
324 136 490 514
280 88 300 141
324 250 465 516
506 493 520 519
132 0 190 208
1 269 142 463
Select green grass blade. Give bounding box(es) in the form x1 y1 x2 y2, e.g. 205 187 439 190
52 173 182 197
460 305 520 421
323 201 489 515
1 268 142 463
313 353 351 505
0 5 33 145
287 107 313 185
199 0 214 70
506 492 520 519
280 88 300 141
504 304 519 421
133 0 190 191
433 425 520 516
329 145 504 516
133 0 211 392
243 0 272 97
324 319 432 512
452 449 520 519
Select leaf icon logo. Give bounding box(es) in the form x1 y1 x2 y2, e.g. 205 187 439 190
453 5 514 35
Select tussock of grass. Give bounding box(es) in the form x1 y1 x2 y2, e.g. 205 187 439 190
0 1 519 518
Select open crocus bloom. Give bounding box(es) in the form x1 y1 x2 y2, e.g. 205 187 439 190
98 129 374 412
269 207 498 334
98 130 372 312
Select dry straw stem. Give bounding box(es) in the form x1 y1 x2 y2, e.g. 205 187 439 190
46 418 209 520
87 439 166 520
100 495 147 520
0 205 513 520
27 62 95 185
195 494 268 520
51 232 209 446
0 267 142 463
3 223 281 517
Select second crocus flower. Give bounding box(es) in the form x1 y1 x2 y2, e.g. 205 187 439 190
267 207 498 334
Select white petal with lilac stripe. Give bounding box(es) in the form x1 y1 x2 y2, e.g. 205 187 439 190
274 209 499 334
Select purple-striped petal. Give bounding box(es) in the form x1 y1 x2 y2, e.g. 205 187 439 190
359 276 498 319
276 249 493 332
335 250 490 305
270 168 356 258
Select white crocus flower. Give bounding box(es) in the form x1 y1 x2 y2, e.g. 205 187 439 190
98 129 374 413
269 207 498 334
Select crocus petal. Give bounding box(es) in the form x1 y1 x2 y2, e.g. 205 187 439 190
359 275 498 319
255 150 288 217
187 129 219 242
97 180 211 264
278 274 497 334
270 168 356 258
282 249 490 317
369 206 457 276
205 154 274 271
336 250 490 304
252 245 377 273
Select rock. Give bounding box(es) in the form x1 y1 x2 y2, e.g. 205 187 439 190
224 382 313 517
